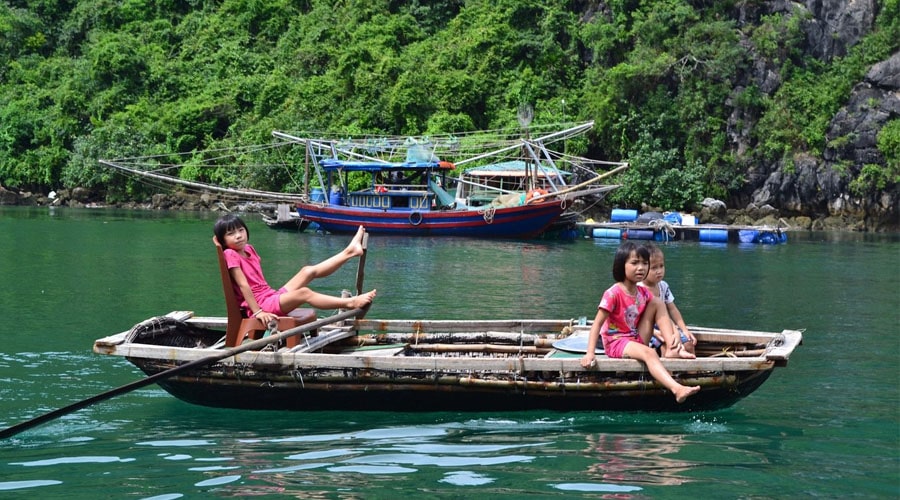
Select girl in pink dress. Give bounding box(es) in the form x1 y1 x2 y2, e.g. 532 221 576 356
214 214 376 325
580 241 699 403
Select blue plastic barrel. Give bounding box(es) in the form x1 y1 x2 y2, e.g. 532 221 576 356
310 188 325 202
592 228 622 239
758 231 777 244
329 190 344 206
610 208 638 222
699 228 728 243
626 229 655 240
738 230 758 243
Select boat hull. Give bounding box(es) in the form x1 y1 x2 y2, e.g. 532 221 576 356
139 362 772 413
295 201 565 238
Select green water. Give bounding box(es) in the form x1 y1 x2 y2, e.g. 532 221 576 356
0 206 898 498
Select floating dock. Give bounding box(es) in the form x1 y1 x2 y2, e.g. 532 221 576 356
578 221 789 244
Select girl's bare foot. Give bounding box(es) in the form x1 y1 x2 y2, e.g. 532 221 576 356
349 289 376 309
346 226 366 257
665 344 696 359
674 385 701 403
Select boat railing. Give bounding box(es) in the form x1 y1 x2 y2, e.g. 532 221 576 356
367 183 423 192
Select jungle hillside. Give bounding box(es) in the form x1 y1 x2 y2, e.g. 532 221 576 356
1 0 898 229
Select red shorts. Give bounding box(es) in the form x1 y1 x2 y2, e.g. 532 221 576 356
248 287 287 316
602 332 645 359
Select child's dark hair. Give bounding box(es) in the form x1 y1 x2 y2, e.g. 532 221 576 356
643 242 663 258
214 214 248 247
612 241 649 282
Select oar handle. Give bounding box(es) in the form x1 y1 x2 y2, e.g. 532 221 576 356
0 308 364 440
355 231 368 297
354 231 370 319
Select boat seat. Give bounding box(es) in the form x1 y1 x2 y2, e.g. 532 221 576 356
214 237 317 348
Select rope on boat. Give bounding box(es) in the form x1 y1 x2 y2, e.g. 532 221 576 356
649 219 676 242
710 347 738 358
291 369 305 388
764 331 788 355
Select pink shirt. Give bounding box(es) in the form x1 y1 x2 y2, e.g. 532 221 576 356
599 283 652 346
223 244 281 314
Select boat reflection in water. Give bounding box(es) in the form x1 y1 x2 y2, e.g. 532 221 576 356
583 433 695 488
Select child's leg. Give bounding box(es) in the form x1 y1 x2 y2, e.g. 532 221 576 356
622 341 700 403
647 329 671 357
643 299 694 359
284 226 366 291
676 326 695 354
279 287 376 312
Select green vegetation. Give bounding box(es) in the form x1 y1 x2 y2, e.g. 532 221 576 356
1 0 897 210
851 118 900 196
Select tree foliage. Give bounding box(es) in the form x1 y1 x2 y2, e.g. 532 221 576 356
0 0 897 209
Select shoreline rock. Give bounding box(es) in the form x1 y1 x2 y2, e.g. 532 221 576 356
2 185 895 233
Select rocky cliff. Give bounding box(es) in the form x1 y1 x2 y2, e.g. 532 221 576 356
736 0 898 231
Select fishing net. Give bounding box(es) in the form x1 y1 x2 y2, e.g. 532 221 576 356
124 316 224 348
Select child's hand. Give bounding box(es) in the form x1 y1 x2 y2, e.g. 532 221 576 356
580 354 596 368
684 328 697 345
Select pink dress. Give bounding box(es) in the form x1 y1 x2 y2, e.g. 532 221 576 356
598 283 652 358
223 244 286 315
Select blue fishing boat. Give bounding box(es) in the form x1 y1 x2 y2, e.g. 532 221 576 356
276 122 624 238
292 158 573 238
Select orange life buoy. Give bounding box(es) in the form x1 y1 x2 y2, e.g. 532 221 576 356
526 188 548 203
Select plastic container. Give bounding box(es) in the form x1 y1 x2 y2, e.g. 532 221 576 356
625 229 655 240
681 214 697 226
610 208 638 222
592 228 622 239
329 189 344 206
663 212 682 224
310 188 325 202
699 228 728 243
738 230 758 243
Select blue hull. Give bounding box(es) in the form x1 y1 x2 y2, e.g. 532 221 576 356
296 201 565 238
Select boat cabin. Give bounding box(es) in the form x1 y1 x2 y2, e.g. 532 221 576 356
455 161 570 207
317 158 456 211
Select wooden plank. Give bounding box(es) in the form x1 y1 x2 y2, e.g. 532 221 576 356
340 346 407 357
354 318 578 334
765 329 803 363
288 328 356 353
93 332 129 350
109 342 776 373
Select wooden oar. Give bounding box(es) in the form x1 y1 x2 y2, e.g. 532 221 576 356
0 307 364 440
354 230 371 319
356 230 368 296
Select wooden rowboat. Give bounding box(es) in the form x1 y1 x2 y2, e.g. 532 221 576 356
93 311 802 413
